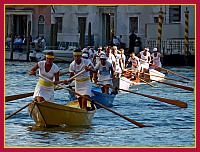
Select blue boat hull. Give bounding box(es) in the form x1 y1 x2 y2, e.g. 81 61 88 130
91 89 115 108
68 86 116 108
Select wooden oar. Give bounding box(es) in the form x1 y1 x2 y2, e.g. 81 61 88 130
5 70 73 102
38 74 145 128
135 75 157 87
151 64 192 81
98 84 187 108
156 81 194 91
5 92 34 102
123 70 157 87
139 59 192 81
61 69 86 82
5 102 32 120
68 89 145 128
127 69 188 83
5 69 86 102
144 73 188 83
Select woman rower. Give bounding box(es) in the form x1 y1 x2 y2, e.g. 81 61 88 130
93 54 114 94
137 47 151 73
28 51 60 102
150 47 162 72
63 49 96 110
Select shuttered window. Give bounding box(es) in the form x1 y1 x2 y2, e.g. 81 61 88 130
38 15 45 35
169 5 181 23
129 17 138 33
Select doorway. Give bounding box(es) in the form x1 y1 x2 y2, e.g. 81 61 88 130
102 13 114 46
13 15 27 36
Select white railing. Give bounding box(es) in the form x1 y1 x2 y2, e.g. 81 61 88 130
146 38 195 55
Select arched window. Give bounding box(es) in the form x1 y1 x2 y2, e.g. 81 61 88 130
38 15 45 35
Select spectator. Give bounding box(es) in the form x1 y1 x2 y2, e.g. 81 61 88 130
129 31 137 54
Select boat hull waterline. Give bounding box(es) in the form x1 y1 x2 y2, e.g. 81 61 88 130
28 100 96 127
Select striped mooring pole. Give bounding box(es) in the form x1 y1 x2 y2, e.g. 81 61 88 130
184 7 189 55
157 8 163 52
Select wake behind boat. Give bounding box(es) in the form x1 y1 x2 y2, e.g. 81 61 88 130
28 100 96 127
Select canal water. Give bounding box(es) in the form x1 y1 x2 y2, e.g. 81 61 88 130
5 61 195 147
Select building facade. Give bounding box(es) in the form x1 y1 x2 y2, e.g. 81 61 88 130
5 5 51 44
52 5 195 49
5 5 195 53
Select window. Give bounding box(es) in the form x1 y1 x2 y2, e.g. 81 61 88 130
78 17 86 33
169 5 181 23
154 16 164 23
56 17 63 33
154 17 159 23
129 17 138 33
38 15 45 35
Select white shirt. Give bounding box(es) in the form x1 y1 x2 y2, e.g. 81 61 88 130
128 56 140 71
151 52 162 67
114 54 122 73
94 60 113 85
33 61 59 102
38 61 59 82
139 51 151 70
69 58 93 96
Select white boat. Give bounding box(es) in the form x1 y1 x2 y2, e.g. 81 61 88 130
29 46 76 62
112 77 131 91
43 47 75 62
123 69 165 86
28 100 96 127
149 69 165 81
29 49 45 61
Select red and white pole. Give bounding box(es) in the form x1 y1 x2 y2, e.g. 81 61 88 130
184 7 189 55
157 8 163 51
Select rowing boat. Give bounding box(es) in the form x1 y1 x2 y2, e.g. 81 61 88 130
28 100 96 127
68 85 116 108
91 85 116 108
149 69 165 81
123 69 165 85
112 77 131 91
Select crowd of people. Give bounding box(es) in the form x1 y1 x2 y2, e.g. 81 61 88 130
28 44 162 111
6 34 46 51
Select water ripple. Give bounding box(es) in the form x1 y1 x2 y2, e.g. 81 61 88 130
5 62 195 147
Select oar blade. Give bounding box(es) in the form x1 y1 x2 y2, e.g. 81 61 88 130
119 88 188 108
157 66 192 81
157 81 194 91
5 92 34 102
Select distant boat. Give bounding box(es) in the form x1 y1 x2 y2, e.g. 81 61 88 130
29 46 76 62
43 47 75 62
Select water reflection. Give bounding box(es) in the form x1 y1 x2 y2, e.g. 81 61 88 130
5 62 195 147
27 124 91 140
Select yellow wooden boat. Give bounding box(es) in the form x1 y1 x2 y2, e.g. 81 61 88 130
28 100 96 127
